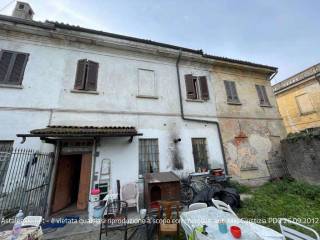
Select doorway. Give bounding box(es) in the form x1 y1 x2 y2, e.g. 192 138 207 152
51 153 92 214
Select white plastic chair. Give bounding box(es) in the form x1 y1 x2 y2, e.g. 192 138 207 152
180 217 193 240
279 218 320 240
120 182 139 212
189 202 207 211
211 199 237 216
22 216 43 228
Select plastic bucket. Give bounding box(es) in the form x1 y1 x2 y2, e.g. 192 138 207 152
93 205 104 219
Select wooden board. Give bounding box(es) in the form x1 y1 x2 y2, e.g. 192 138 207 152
77 153 92 210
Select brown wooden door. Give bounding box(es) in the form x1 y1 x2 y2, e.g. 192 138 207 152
51 155 78 213
77 153 92 210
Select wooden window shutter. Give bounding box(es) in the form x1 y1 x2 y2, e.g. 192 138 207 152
8 53 29 85
74 59 86 90
185 74 196 99
199 76 209 100
230 81 240 102
224 81 233 101
85 61 99 91
256 84 270 105
0 51 13 83
261 85 270 105
255 85 265 105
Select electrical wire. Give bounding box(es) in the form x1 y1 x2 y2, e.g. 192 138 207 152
0 0 16 13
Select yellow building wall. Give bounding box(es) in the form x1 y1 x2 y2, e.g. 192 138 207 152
275 79 320 133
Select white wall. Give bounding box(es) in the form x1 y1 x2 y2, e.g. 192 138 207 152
0 30 224 192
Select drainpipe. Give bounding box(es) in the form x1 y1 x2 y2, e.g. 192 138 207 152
175 50 228 175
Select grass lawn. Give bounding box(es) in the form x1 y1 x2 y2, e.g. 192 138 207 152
236 179 320 233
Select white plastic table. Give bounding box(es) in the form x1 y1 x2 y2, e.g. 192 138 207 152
180 207 283 240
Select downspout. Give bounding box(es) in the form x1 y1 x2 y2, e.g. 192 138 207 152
175 50 228 175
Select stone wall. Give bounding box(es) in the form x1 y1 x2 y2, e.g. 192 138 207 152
282 131 320 185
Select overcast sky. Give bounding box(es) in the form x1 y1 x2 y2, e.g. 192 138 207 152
1 0 319 84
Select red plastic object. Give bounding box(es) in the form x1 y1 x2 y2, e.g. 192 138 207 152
230 226 241 238
91 188 101 195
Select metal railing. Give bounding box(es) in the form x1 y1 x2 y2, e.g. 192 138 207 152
0 148 54 220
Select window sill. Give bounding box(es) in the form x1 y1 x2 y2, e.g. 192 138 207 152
300 111 316 116
260 104 272 108
186 99 205 103
136 95 159 100
0 84 23 89
70 89 99 95
240 167 259 171
227 101 242 105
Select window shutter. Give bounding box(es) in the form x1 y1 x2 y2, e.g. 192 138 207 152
230 81 239 102
224 81 233 101
255 85 265 105
261 85 270 105
0 51 13 83
85 61 99 91
199 76 209 100
185 74 196 99
8 53 28 85
74 59 86 90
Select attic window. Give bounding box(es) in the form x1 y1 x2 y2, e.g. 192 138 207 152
18 4 24 10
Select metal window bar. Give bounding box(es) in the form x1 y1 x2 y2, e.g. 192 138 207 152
139 139 159 175
192 138 208 171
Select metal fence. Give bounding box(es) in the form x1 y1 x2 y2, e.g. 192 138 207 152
0 148 54 220
265 157 290 179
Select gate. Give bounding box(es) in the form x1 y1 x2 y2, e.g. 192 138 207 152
0 148 54 220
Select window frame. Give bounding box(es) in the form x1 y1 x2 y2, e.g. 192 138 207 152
138 138 159 175
224 80 241 105
255 84 271 107
185 74 209 101
73 59 99 92
295 93 315 116
0 49 29 86
137 68 158 99
191 138 209 172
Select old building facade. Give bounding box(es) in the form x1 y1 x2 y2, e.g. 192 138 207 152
0 3 285 215
273 63 320 133
212 65 286 184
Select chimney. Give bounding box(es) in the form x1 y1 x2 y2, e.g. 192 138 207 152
12 1 34 20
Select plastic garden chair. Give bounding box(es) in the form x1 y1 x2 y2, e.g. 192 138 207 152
188 203 207 211
211 199 237 216
279 218 320 240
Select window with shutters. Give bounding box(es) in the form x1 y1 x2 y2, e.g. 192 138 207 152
255 84 271 107
139 139 159 175
224 80 241 104
185 74 209 101
192 138 208 172
74 59 99 91
0 50 29 85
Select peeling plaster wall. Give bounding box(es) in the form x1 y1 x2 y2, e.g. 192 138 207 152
211 66 286 185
